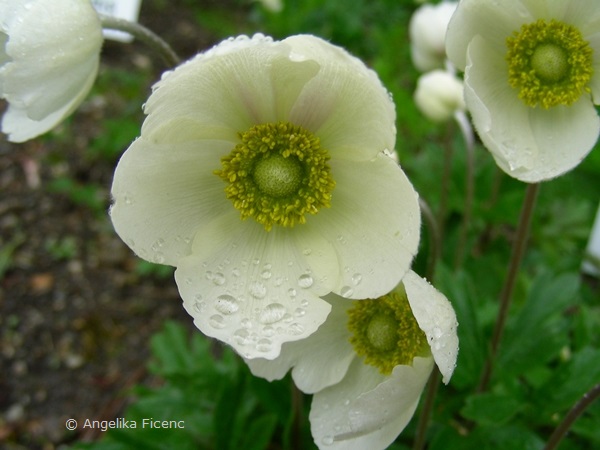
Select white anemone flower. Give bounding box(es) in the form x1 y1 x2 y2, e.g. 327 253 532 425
446 0 600 182
414 69 465 122
0 0 103 143
409 1 458 72
247 270 459 450
110 34 421 360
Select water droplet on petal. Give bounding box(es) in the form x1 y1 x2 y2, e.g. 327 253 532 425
288 288 297 298
262 325 275 337
261 269 272 279
298 273 313 288
289 323 304 335
351 273 362 285
241 318 252 328
302 248 312 255
193 301 206 313
340 286 354 298
322 435 334 446
214 294 239 315
256 338 272 353
209 314 225 329
294 307 305 317
259 303 286 324
249 281 267 298
233 328 250 345
231 267 241 277
212 272 226 285
153 252 165 264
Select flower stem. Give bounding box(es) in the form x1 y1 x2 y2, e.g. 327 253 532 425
419 197 441 282
453 111 475 269
437 123 455 243
412 197 442 450
99 15 181 67
477 182 540 392
544 382 600 450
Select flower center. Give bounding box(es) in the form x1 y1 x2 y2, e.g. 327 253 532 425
215 122 336 231
505 19 593 109
347 288 428 375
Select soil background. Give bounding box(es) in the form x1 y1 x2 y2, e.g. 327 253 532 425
0 1 250 448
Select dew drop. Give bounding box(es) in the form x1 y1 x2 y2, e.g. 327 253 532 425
261 269 272 279
256 338 272 353
212 272 226 285
294 307 305 317
340 286 354 298
322 435 334 446
153 252 165 264
351 273 362 285
248 281 267 299
289 323 305 335
288 288 297 298
209 314 225 329
241 318 252 328
298 273 314 288
184 277 193 285
259 303 287 324
302 247 312 255
125 238 135 248
432 326 443 339
193 301 206 314
262 325 275 337
151 238 165 251
231 267 241 277
214 295 239 315
233 328 250 345
300 299 309 308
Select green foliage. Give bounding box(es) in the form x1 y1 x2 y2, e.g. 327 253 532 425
70 322 304 450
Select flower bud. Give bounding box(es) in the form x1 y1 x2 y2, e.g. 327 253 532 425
414 69 465 122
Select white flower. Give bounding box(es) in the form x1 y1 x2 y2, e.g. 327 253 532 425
409 2 458 72
414 69 465 122
247 270 459 450
256 0 283 13
446 0 600 182
0 0 103 143
110 34 421 360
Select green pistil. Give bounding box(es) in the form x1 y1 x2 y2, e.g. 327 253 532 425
347 289 428 375
215 122 335 231
506 19 593 109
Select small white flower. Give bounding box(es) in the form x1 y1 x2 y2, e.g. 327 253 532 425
110 34 421 360
414 69 465 122
446 0 600 182
256 0 283 13
247 270 459 450
0 0 103 143
409 2 458 72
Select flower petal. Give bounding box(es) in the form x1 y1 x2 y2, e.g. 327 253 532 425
446 0 532 70
310 357 434 450
110 137 236 266
283 35 396 161
141 35 321 144
247 293 355 393
175 212 338 360
313 152 420 299
402 271 459 384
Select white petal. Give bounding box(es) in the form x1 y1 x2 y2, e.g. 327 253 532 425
446 0 532 70
283 35 397 161
0 0 102 141
141 37 320 144
175 212 339 360
313 153 420 299
310 357 434 450
402 271 459 384
247 293 355 393
110 137 235 266
465 36 600 182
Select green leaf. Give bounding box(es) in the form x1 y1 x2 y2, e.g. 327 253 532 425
239 414 279 450
461 392 523 426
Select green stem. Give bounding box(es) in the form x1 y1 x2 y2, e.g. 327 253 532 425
437 123 455 244
544 382 600 450
99 15 181 67
477 182 540 392
412 197 442 450
453 111 475 269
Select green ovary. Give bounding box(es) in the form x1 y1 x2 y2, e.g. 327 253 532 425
347 289 428 375
506 19 593 109
215 122 336 231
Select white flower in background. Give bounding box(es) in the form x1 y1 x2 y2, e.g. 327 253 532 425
414 69 465 122
409 1 458 72
446 0 600 182
247 271 459 450
110 34 421 360
0 0 103 143
256 0 283 13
